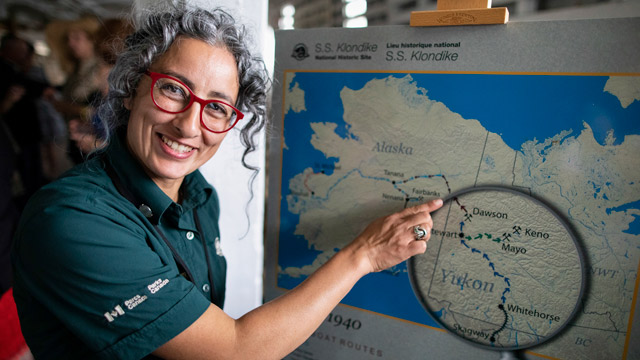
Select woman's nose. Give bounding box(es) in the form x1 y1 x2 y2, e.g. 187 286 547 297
172 102 201 137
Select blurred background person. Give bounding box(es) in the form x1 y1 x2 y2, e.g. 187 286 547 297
0 34 48 214
0 34 23 298
70 17 134 155
45 16 102 163
22 40 72 182
0 36 45 360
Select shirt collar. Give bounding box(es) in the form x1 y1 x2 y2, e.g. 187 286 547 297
105 130 213 224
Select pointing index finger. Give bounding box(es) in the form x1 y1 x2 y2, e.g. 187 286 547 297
408 198 443 215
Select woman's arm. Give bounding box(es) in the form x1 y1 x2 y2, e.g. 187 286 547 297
154 199 442 360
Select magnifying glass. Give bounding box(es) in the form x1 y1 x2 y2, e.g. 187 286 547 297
409 186 585 353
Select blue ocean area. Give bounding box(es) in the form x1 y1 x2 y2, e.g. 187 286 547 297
278 72 640 326
418 74 640 149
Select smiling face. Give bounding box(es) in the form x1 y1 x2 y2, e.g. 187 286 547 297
124 37 240 201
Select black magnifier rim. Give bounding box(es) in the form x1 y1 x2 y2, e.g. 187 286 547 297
408 185 586 351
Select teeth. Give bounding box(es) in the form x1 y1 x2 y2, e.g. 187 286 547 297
162 135 194 153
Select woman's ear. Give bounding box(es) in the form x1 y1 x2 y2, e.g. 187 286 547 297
123 97 132 110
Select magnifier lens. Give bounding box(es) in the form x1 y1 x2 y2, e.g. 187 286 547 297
409 186 585 350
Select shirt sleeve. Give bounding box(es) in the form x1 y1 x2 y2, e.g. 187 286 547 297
12 195 211 359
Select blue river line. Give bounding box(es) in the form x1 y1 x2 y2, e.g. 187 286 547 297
458 221 511 304
309 168 446 202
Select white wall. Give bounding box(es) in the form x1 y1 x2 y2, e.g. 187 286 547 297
134 0 272 319
185 0 272 319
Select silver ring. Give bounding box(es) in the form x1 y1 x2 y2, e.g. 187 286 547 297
413 225 427 240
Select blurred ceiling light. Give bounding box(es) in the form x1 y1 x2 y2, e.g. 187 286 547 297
279 4 295 29
343 15 367 28
281 4 295 17
344 0 367 18
279 17 295 29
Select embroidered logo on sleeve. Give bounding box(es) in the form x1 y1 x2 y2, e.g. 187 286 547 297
215 237 223 256
124 294 148 310
148 278 169 294
102 279 167 323
104 305 125 322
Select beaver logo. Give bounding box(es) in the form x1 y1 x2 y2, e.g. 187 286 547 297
291 43 309 61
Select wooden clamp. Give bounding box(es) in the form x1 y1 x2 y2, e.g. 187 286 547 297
410 0 509 27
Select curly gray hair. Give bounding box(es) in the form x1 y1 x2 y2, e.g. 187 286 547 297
97 6 269 171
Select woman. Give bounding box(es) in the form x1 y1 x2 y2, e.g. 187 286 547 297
12 6 442 359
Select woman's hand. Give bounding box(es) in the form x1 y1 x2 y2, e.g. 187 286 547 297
347 198 443 274
156 198 443 360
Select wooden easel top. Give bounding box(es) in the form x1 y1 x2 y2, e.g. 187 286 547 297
410 0 509 27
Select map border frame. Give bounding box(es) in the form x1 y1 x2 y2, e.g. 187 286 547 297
265 17 640 360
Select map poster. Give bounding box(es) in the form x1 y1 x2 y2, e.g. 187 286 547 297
264 18 640 360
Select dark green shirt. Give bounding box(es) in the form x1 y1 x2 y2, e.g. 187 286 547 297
12 133 227 359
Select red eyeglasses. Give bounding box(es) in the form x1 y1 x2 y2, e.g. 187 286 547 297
145 70 244 133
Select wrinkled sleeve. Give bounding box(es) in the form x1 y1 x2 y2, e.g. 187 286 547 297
12 197 210 359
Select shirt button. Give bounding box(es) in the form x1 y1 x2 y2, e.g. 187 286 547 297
138 204 153 218
202 284 210 293
186 231 194 240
